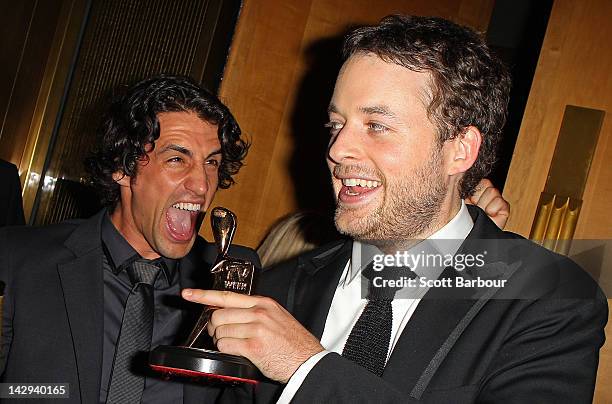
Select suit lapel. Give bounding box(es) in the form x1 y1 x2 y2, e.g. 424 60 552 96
57 212 105 403
384 206 519 398
382 264 476 381
290 240 352 339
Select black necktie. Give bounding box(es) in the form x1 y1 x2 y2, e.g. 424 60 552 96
342 264 415 376
106 259 161 404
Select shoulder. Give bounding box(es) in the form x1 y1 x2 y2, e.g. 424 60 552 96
485 237 599 300
261 238 348 275
0 220 81 250
256 239 350 300
0 219 83 291
509 240 599 299
0 213 102 271
463 205 600 299
0 159 17 174
0 160 19 186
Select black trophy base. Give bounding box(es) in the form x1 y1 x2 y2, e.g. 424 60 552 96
149 345 264 385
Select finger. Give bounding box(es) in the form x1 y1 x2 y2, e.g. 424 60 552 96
215 337 261 358
475 186 500 210
209 307 265 328
475 188 505 213
470 178 494 204
477 186 509 217
182 289 258 308
206 317 215 337
482 195 510 229
483 195 509 217
213 323 263 343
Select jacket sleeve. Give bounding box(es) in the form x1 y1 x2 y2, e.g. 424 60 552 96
477 292 607 403
292 292 606 404
292 353 421 403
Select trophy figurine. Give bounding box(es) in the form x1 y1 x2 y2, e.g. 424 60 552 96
149 207 264 384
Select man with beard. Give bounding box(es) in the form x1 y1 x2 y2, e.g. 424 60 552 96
183 15 607 403
0 75 257 403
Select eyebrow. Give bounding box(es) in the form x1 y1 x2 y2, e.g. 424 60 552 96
159 144 222 159
206 149 222 159
359 105 397 118
160 144 192 157
327 103 397 118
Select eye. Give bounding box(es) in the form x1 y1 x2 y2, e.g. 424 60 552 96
206 158 220 167
367 122 389 133
167 156 184 164
324 121 344 135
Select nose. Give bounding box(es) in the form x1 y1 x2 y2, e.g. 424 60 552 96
327 125 360 165
184 165 209 197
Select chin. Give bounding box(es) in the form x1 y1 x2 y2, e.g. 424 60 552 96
334 210 376 239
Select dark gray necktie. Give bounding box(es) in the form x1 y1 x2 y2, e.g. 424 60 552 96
106 260 161 404
342 264 415 376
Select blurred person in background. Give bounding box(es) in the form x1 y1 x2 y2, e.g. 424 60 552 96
0 159 25 227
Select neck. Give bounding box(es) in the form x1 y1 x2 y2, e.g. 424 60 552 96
109 204 160 259
371 193 463 255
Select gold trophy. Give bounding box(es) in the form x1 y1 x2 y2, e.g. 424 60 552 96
149 207 263 384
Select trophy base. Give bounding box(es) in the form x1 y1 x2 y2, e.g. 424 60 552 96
149 345 264 385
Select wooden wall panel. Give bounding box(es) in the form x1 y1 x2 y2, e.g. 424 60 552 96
504 0 612 240
0 0 66 169
501 0 612 400
209 0 495 247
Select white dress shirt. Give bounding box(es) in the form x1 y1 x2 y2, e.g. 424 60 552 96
277 202 474 403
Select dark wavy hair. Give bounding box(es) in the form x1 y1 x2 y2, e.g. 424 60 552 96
85 74 249 209
343 15 511 198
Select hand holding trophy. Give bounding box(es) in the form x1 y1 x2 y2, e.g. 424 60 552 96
149 207 264 384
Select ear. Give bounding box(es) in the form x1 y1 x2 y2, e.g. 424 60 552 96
446 126 482 175
112 171 131 187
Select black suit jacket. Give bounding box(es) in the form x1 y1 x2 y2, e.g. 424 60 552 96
0 210 259 403
0 160 25 227
234 205 607 403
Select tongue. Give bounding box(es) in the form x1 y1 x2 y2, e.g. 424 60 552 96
347 185 371 194
167 207 193 238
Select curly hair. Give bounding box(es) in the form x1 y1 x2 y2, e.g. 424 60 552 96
85 74 249 209
343 15 511 198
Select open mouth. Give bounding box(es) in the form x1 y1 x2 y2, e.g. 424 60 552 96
338 177 382 203
165 202 202 241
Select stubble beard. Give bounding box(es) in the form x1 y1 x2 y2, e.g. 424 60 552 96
334 150 447 247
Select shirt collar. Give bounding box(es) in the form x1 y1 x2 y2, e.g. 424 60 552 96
101 212 177 284
347 201 474 284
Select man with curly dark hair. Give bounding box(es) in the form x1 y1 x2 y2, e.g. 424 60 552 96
0 74 257 403
184 16 606 403
86 74 248 210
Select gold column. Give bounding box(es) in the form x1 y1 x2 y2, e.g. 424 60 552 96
529 105 604 254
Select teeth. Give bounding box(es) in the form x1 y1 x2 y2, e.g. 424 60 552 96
171 202 201 212
341 178 381 188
